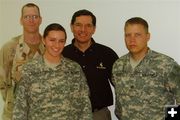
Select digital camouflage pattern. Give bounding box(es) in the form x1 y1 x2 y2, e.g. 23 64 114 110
13 56 92 120
112 49 180 120
0 35 44 120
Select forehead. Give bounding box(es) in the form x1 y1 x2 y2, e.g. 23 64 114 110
47 30 65 38
125 24 146 32
22 6 39 15
75 15 93 24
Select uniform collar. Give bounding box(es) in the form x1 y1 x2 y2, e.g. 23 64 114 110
18 35 44 55
18 35 30 55
127 48 153 68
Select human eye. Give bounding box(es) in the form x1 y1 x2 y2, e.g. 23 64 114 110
32 15 39 19
86 24 93 28
135 33 141 37
23 15 31 20
125 33 131 38
74 23 82 27
59 39 66 43
49 38 56 42
23 15 39 20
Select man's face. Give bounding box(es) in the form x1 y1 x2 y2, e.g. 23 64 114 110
124 24 150 56
21 6 42 33
71 15 95 44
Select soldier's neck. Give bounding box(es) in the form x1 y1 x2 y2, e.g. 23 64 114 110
24 32 41 45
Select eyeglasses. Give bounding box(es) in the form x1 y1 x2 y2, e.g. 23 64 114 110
23 15 40 20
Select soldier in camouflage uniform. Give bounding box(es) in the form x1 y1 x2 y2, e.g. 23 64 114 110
13 23 93 120
112 17 180 120
0 3 44 120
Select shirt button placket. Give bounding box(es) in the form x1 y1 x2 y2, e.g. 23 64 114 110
82 53 86 69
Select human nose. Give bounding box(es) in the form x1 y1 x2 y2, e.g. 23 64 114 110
80 25 90 32
129 36 136 43
79 25 85 31
54 40 63 47
126 34 136 43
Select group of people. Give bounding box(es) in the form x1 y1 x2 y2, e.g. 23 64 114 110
0 2 179 120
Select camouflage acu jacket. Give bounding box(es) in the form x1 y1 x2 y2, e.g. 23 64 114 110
13 56 92 120
0 35 44 120
112 49 180 120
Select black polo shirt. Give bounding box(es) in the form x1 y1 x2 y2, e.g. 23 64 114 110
62 38 119 111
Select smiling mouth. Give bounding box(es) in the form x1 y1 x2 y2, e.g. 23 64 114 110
79 34 87 37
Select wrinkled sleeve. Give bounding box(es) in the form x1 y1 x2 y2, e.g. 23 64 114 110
77 68 93 120
0 45 8 101
168 61 180 104
111 60 122 119
13 67 29 120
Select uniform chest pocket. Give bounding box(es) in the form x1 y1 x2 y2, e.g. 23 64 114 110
29 83 43 103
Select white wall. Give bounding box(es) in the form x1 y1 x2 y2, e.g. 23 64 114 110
0 0 180 120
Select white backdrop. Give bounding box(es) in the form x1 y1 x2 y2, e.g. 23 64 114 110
0 0 180 120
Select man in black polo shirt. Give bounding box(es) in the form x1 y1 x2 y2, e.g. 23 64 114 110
62 9 118 120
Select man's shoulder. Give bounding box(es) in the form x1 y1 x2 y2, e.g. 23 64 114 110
150 50 176 63
113 54 128 65
2 35 22 49
63 44 74 52
64 43 73 48
0 35 22 57
94 43 119 58
95 43 115 51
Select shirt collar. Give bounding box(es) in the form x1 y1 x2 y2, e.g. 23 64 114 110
18 35 44 55
71 38 96 52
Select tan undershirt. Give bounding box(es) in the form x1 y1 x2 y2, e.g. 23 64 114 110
44 57 60 69
130 56 141 69
26 43 40 59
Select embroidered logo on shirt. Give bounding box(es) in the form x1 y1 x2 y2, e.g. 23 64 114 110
96 62 106 69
